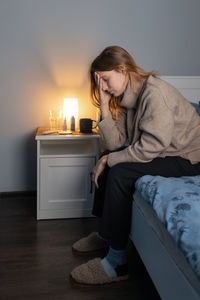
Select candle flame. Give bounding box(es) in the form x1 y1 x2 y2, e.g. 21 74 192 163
63 98 78 121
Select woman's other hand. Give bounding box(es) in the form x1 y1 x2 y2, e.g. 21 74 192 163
91 155 108 188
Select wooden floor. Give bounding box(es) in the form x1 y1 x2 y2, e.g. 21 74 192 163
0 196 161 300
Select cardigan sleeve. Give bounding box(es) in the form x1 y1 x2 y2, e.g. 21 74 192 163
107 90 174 167
98 110 127 150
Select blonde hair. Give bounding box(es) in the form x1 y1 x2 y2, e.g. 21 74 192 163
89 45 158 120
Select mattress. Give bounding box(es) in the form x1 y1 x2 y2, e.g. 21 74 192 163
131 190 200 296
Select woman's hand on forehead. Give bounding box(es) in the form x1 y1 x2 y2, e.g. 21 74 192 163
94 71 111 114
94 72 100 84
94 72 102 94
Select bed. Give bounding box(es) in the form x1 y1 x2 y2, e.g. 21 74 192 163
129 76 200 300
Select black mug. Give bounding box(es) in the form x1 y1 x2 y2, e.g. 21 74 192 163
79 118 96 133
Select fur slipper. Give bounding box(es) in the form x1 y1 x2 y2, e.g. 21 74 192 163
72 232 108 255
70 257 129 286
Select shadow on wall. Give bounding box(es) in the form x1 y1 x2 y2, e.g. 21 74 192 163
24 130 37 191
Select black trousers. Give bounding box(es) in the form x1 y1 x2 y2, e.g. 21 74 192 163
92 154 200 250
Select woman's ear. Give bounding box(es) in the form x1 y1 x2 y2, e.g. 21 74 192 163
118 65 127 74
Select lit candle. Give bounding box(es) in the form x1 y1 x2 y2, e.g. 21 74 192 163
71 115 75 131
63 98 78 132
63 116 67 131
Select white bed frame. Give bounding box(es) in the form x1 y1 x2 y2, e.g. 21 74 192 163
129 76 200 300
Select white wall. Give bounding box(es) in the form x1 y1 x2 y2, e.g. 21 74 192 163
0 0 200 192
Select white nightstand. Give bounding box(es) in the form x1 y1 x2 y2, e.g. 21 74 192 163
35 128 100 220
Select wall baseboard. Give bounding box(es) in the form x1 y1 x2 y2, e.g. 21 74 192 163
0 190 36 199
0 190 36 217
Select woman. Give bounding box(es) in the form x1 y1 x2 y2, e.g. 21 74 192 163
70 45 200 285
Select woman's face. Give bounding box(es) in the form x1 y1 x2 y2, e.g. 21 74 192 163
96 70 128 97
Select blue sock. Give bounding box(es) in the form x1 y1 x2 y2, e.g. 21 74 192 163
101 247 127 278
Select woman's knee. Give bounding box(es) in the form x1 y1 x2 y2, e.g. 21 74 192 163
106 163 130 187
107 164 123 181
106 163 137 194
104 164 134 209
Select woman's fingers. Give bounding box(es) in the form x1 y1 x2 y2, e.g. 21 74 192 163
91 170 99 189
95 74 102 97
99 78 103 92
94 173 99 189
91 167 101 189
94 73 102 100
91 155 108 189
94 72 100 85
94 72 102 92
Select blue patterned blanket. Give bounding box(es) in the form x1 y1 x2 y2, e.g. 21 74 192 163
135 175 200 279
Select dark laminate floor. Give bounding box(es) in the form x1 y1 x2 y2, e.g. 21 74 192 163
0 196 161 300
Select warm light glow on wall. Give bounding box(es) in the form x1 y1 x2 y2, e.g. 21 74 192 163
63 98 78 121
